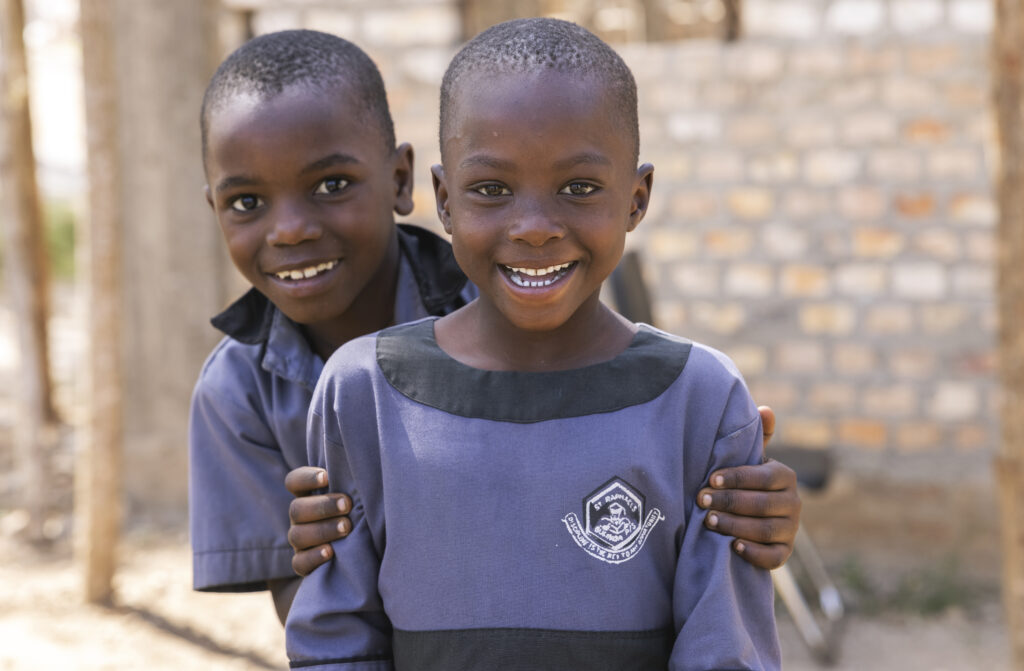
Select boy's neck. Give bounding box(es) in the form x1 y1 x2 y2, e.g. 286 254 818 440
435 297 637 372
302 232 401 361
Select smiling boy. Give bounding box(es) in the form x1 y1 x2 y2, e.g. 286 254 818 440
190 30 474 622
286 19 779 670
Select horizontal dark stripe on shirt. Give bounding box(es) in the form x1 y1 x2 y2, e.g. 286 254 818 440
393 626 673 670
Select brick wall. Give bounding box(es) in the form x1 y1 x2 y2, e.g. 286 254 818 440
624 1 997 486
242 0 997 486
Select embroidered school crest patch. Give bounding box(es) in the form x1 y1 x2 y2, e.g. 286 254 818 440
562 477 664 564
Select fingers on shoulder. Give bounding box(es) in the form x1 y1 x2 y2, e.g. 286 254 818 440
287 515 351 553
292 545 333 577
284 466 328 496
712 459 796 492
288 492 351 524
733 539 793 571
757 405 776 438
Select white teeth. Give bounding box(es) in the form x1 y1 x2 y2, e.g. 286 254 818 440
510 274 562 288
507 262 572 277
504 262 573 288
276 260 337 280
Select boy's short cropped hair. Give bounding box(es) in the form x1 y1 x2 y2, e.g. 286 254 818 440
438 17 639 164
200 29 396 156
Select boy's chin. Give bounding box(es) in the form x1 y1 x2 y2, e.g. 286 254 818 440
494 307 581 334
263 288 346 327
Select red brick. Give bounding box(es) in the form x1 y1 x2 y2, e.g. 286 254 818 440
904 118 950 143
894 193 936 218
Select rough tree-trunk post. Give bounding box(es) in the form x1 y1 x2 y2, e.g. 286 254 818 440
994 0 1024 668
0 0 58 542
114 0 225 519
722 0 743 42
74 0 225 601
76 0 123 605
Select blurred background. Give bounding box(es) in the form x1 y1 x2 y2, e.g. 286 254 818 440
0 0 1018 668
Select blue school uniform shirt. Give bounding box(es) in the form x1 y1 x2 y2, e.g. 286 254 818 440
286 319 781 671
189 225 475 592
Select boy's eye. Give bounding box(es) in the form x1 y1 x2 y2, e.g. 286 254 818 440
315 177 350 194
229 195 264 212
560 182 597 196
474 184 512 197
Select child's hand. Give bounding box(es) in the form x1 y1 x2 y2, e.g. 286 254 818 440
696 406 802 570
284 466 352 576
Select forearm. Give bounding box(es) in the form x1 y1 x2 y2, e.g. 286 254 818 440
268 576 302 625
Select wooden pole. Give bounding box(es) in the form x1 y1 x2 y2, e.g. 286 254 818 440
0 0 58 541
993 0 1024 667
722 0 742 42
114 0 224 518
76 0 123 605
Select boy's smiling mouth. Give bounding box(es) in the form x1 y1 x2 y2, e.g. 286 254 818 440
273 260 339 281
501 261 576 288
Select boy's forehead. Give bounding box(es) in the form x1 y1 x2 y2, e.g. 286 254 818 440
450 70 613 126
446 70 620 141
211 83 358 126
459 67 609 101
203 84 392 176
205 83 386 155
441 72 637 173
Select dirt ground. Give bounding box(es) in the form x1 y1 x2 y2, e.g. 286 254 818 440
0 522 1009 671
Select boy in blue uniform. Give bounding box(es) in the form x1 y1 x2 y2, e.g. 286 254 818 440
192 28 799 626
286 19 780 670
190 30 475 622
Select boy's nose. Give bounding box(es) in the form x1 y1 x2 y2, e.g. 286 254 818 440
507 200 566 247
266 202 321 246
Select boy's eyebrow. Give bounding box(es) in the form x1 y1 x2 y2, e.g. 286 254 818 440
458 155 513 171
302 153 362 174
459 152 612 171
551 152 612 170
214 175 259 194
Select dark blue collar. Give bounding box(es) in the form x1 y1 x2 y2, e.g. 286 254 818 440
377 319 692 423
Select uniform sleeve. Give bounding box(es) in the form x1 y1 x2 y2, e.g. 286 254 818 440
285 372 393 671
669 401 782 670
188 355 295 592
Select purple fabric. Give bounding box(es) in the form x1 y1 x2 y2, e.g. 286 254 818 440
287 321 780 670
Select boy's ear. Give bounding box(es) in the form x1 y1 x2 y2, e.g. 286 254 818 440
627 163 655 232
393 142 415 216
430 164 453 234
204 185 214 210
